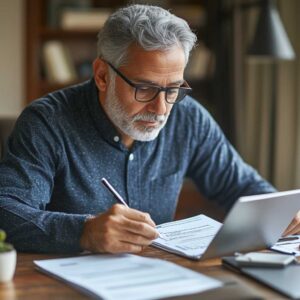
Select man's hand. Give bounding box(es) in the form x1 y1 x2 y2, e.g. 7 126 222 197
80 204 159 253
283 210 300 236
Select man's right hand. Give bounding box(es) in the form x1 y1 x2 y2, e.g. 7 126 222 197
80 204 159 253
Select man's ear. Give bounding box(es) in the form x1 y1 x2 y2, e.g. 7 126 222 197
93 58 109 92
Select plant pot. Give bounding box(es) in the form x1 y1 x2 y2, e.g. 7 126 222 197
0 249 17 283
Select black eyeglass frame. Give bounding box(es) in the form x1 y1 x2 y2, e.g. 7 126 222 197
105 60 192 104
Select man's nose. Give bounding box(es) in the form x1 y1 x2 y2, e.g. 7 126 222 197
148 91 168 115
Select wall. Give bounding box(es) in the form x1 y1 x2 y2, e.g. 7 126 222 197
0 0 24 116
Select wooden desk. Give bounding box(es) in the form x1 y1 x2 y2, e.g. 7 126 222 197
0 247 288 300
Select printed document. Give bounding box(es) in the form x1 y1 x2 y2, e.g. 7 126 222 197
153 214 222 259
34 254 222 300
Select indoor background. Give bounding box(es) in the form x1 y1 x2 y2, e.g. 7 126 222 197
1 0 300 193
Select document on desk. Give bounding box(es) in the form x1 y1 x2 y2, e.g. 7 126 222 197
34 254 222 300
153 214 222 259
271 235 300 256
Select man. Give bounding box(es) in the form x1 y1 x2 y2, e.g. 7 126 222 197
0 5 299 254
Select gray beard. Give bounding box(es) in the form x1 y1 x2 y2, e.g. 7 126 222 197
103 81 169 142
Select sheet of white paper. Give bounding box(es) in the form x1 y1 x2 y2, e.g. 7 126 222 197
271 235 300 256
153 214 222 259
34 254 222 300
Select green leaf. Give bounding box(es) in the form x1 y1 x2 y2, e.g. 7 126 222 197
0 230 6 242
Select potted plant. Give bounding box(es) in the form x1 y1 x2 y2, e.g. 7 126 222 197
0 229 16 282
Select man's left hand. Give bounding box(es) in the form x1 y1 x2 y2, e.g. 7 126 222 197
283 210 300 236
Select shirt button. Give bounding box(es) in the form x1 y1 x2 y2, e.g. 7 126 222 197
129 153 134 161
113 136 120 142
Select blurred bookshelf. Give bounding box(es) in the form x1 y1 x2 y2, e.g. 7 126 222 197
25 0 223 123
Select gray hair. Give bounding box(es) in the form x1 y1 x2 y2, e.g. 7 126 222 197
97 4 197 67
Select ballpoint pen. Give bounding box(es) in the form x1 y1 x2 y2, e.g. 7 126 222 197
277 236 299 243
101 177 129 207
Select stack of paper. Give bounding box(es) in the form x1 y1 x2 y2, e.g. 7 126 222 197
34 254 222 300
271 235 300 256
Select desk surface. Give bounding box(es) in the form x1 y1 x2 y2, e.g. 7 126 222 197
0 247 288 300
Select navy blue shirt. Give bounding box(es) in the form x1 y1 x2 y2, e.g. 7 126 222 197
0 79 275 253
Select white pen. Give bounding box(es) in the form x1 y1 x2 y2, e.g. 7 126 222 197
101 177 129 207
101 177 163 239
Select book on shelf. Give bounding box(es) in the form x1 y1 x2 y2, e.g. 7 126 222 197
60 8 112 30
43 41 78 84
47 0 92 28
171 5 206 28
185 43 215 80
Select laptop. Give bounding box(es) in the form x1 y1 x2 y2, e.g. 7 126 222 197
153 190 300 260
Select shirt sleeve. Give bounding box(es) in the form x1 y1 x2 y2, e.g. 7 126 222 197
186 102 277 211
0 105 89 253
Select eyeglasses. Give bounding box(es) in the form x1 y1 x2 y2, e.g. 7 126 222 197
105 61 192 104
